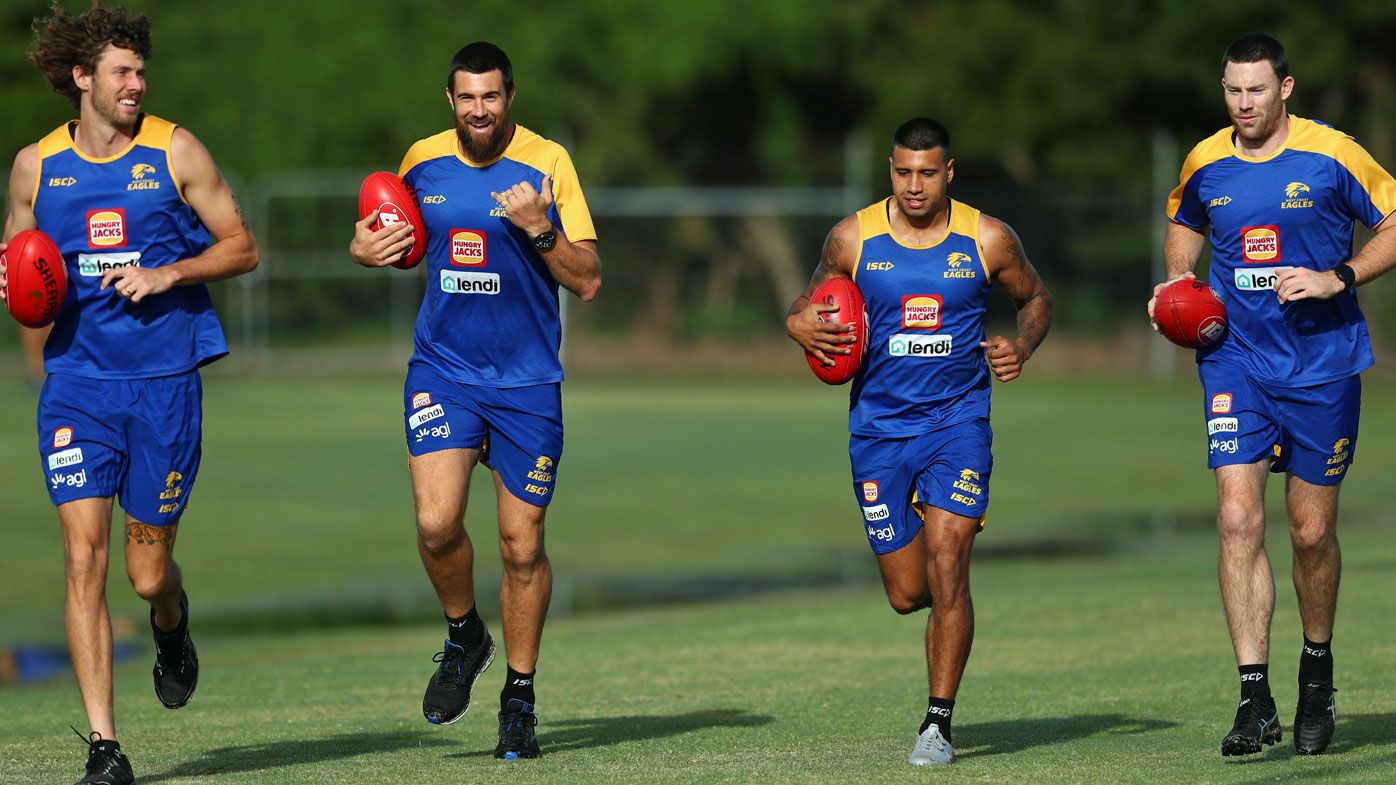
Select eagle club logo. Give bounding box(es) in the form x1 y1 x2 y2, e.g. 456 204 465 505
901 294 943 329
128 163 160 191
944 252 976 279
1241 225 1280 263
450 229 487 266
87 208 126 248
1282 181 1313 209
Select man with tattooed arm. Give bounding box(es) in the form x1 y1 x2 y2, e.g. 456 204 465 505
786 117 1052 767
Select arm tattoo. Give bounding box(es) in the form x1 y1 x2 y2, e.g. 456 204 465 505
1000 225 1023 264
127 521 178 551
231 192 249 229
994 222 1052 353
820 234 845 275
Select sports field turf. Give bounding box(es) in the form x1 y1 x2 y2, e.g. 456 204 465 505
2 374 1395 782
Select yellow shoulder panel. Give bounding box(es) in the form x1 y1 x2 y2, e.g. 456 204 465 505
135 115 177 150
507 125 596 243
36 122 75 161
398 130 457 178
947 198 982 239
33 123 76 204
849 200 888 281
1286 117 1396 222
1167 127 1233 220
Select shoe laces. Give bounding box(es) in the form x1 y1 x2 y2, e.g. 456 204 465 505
1299 684 1336 716
1233 696 1274 727
432 644 468 683
72 727 123 772
500 707 538 744
154 634 188 674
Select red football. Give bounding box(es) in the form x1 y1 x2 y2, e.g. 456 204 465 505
3 229 67 328
358 171 426 269
1155 278 1227 348
806 278 867 385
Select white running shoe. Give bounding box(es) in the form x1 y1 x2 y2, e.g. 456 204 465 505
908 723 956 766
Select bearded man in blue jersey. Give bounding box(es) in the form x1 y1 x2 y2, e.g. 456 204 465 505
350 41 600 761
0 4 258 783
1149 34 1396 758
787 118 1052 767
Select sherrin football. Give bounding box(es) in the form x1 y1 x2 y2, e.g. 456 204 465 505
806 278 867 385
3 228 67 328
358 171 426 269
1155 278 1227 349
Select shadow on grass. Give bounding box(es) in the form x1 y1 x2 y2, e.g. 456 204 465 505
956 714 1179 759
140 730 453 782
449 708 773 758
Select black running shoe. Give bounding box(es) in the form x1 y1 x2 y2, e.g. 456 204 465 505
151 590 199 709
495 698 541 759
422 630 495 725
72 728 133 785
1294 682 1336 755
1221 695 1282 756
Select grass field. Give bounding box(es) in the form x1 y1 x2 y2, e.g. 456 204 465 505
2 373 1395 782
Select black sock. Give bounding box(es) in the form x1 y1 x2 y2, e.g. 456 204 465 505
920 697 955 743
1239 664 1270 701
501 666 535 710
445 606 483 650
1299 637 1333 685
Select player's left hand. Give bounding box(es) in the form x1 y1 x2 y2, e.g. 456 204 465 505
0 243 8 304
101 265 177 305
492 175 554 237
981 335 1027 382
1275 266 1344 303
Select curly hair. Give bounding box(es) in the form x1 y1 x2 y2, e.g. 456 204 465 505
29 1 152 109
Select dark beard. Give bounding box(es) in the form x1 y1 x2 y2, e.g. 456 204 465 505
456 116 512 162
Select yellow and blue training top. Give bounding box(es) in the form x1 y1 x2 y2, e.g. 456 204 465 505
849 198 992 436
1168 116 1396 386
399 124 595 387
32 115 226 379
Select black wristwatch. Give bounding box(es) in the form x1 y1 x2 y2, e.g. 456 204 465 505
1333 262 1356 291
530 226 557 253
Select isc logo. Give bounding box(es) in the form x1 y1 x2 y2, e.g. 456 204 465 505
87 208 126 248
422 195 446 204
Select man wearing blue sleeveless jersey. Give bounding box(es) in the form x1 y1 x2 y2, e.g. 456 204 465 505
350 42 600 760
1149 34 1396 758
787 118 1051 766
0 5 258 783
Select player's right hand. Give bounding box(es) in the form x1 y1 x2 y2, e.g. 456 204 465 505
0 241 8 304
349 210 415 268
786 301 855 367
1147 270 1196 331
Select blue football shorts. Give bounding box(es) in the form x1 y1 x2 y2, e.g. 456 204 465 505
1199 361 1360 485
848 417 992 555
403 362 563 507
36 372 203 526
